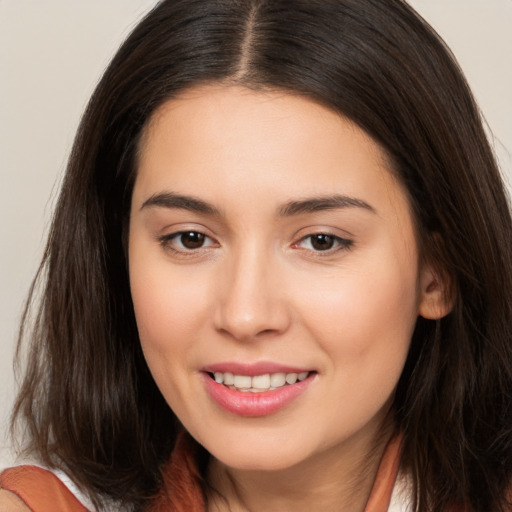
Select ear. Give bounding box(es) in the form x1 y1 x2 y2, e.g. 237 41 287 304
418 263 455 320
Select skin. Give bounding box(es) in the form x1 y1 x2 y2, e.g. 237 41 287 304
128 84 449 511
0 490 31 512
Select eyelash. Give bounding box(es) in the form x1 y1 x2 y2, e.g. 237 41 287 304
158 230 353 255
294 233 353 253
158 231 218 253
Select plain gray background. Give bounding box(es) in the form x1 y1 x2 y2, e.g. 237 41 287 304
1 0 511 468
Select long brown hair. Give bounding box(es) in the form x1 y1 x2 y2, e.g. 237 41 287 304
13 0 512 510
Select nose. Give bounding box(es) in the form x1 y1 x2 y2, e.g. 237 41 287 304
213 246 291 341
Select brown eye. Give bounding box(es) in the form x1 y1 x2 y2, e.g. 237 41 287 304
159 230 217 254
179 232 206 249
295 233 353 253
310 234 336 251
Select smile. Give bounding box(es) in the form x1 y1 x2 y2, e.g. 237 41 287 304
202 366 316 417
211 371 310 392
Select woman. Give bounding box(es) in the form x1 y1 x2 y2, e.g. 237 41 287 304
1 0 511 510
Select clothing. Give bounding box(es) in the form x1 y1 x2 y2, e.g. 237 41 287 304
1 465 88 511
1 433 404 511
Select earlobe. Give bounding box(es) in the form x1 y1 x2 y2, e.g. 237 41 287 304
418 264 454 320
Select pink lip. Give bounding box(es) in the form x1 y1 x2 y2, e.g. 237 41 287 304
202 361 310 376
201 367 316 417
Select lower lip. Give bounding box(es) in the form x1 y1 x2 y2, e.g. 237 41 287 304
202 373 315 417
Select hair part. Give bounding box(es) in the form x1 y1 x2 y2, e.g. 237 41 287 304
13 1 512 510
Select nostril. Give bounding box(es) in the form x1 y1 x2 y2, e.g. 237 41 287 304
256 328 277 336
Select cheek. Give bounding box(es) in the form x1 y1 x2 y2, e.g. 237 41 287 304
299 266 418 431
128 245 212 370
297 254 419 373
128 255 215 419
132 277 200 348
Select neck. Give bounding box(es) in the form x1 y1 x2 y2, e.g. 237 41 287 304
205 424 394 512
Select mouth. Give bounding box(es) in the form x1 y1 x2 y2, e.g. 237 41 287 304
207 371 311 393
202 366 316 417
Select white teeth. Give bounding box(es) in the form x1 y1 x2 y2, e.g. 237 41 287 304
233 375 252 389
212 371 310 391
252 374 271 389
285 373 298 384
270 373 286 387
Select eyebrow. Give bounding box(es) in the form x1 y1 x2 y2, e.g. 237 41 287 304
141 192 221 215
278 195 375 216
140 191 375 217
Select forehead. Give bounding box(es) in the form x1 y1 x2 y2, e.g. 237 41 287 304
134 84 409 221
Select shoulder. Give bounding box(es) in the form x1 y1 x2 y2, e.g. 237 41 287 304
0 465 89 512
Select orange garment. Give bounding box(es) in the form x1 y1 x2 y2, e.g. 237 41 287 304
1 433 402 512
1 465 87 512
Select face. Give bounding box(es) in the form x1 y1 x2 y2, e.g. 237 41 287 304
129 84 433 472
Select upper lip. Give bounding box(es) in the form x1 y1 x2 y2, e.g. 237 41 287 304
201 361 313 376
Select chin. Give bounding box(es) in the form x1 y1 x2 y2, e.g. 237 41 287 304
214 447 307 472
196 427 321 472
